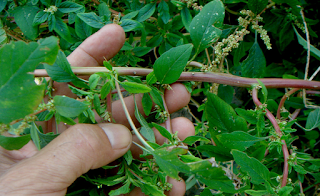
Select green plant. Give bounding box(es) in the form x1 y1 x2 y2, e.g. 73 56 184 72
1 0 320 195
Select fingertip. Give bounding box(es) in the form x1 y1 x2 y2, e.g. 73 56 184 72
166 178 186 196
165 83 191 113
98 123 132 150
172 117 195 141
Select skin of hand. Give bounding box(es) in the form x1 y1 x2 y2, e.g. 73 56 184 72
0 24 195 196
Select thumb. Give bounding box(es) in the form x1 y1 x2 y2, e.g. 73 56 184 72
0 123 131 195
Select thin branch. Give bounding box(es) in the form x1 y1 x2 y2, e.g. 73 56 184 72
161 94 172 134
309 66 320 81
252 87 289 187
205 48 213 67
32 67 320 90
115 79 153 151
276 88 300 119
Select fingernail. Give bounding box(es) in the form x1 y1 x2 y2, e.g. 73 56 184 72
99 124 132 149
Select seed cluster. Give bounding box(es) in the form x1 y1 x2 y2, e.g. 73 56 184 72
203 10 272 72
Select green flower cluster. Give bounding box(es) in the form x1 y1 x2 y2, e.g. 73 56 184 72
208 10 271 71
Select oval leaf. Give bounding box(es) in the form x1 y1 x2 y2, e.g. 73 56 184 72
189 0 224 54
0 134 31 150
120 82 151 94
154 44 193 84
54 95 88 117
0 37 59 124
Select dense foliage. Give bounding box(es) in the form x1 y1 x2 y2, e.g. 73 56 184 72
1 0 320 195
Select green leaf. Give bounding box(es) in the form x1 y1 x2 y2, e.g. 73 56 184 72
152 122 172 142
241 41 266 78
248 0 268 14
48 14 56 31
30 122 59 149
0 0 7 12
217 84 234 104
279 20 294 51
181 7 192 32
98 2 111 20
58 1 83 13
278 186 293 196
189 0 224 54
182 136 211 145
205 93 247 136
120 19 143 32
0 134 31 150
44 50 78 82
216 131 267 151
152 147 188 179
138 180 166 196
232 150 270 184
235 108 258 124
146 71 157 85
0 18 7 45
197 145 233 161
124 150 133 165
257 79 268 103
293 164 308 175
77 12 105 29
93 94 101 114
294 26 320 60
306 108 320 130
135 100 155 142
135 3 156 22
54 17 76 43
122 11 139 20
33 11 49 26
142 93 153 116
109 182 131 196
245 190 270 196
14 6 39 40
154 44 193 84
158 1 170 24
89 74 100 90
91 175 126 186
75 16 92 39
54 95 88 118
0 37 59 124
101 82 111 99
132 46 151 57
120 81 151 94
149 86 164 110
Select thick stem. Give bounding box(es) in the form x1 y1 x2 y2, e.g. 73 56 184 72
252 88 289 187
33 67 320 90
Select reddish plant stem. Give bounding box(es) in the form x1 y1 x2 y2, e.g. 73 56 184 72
10 108 47 125
277 88 300 119
33 67 320 90
305 90 320 95
291 109 301 120
252 88 289 187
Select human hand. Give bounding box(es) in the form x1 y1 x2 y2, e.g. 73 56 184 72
0 24 195 195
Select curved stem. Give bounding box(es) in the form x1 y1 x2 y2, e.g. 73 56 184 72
252 88 289 187
276 88 300 119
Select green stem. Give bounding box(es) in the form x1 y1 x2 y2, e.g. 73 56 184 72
114 78 153 151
